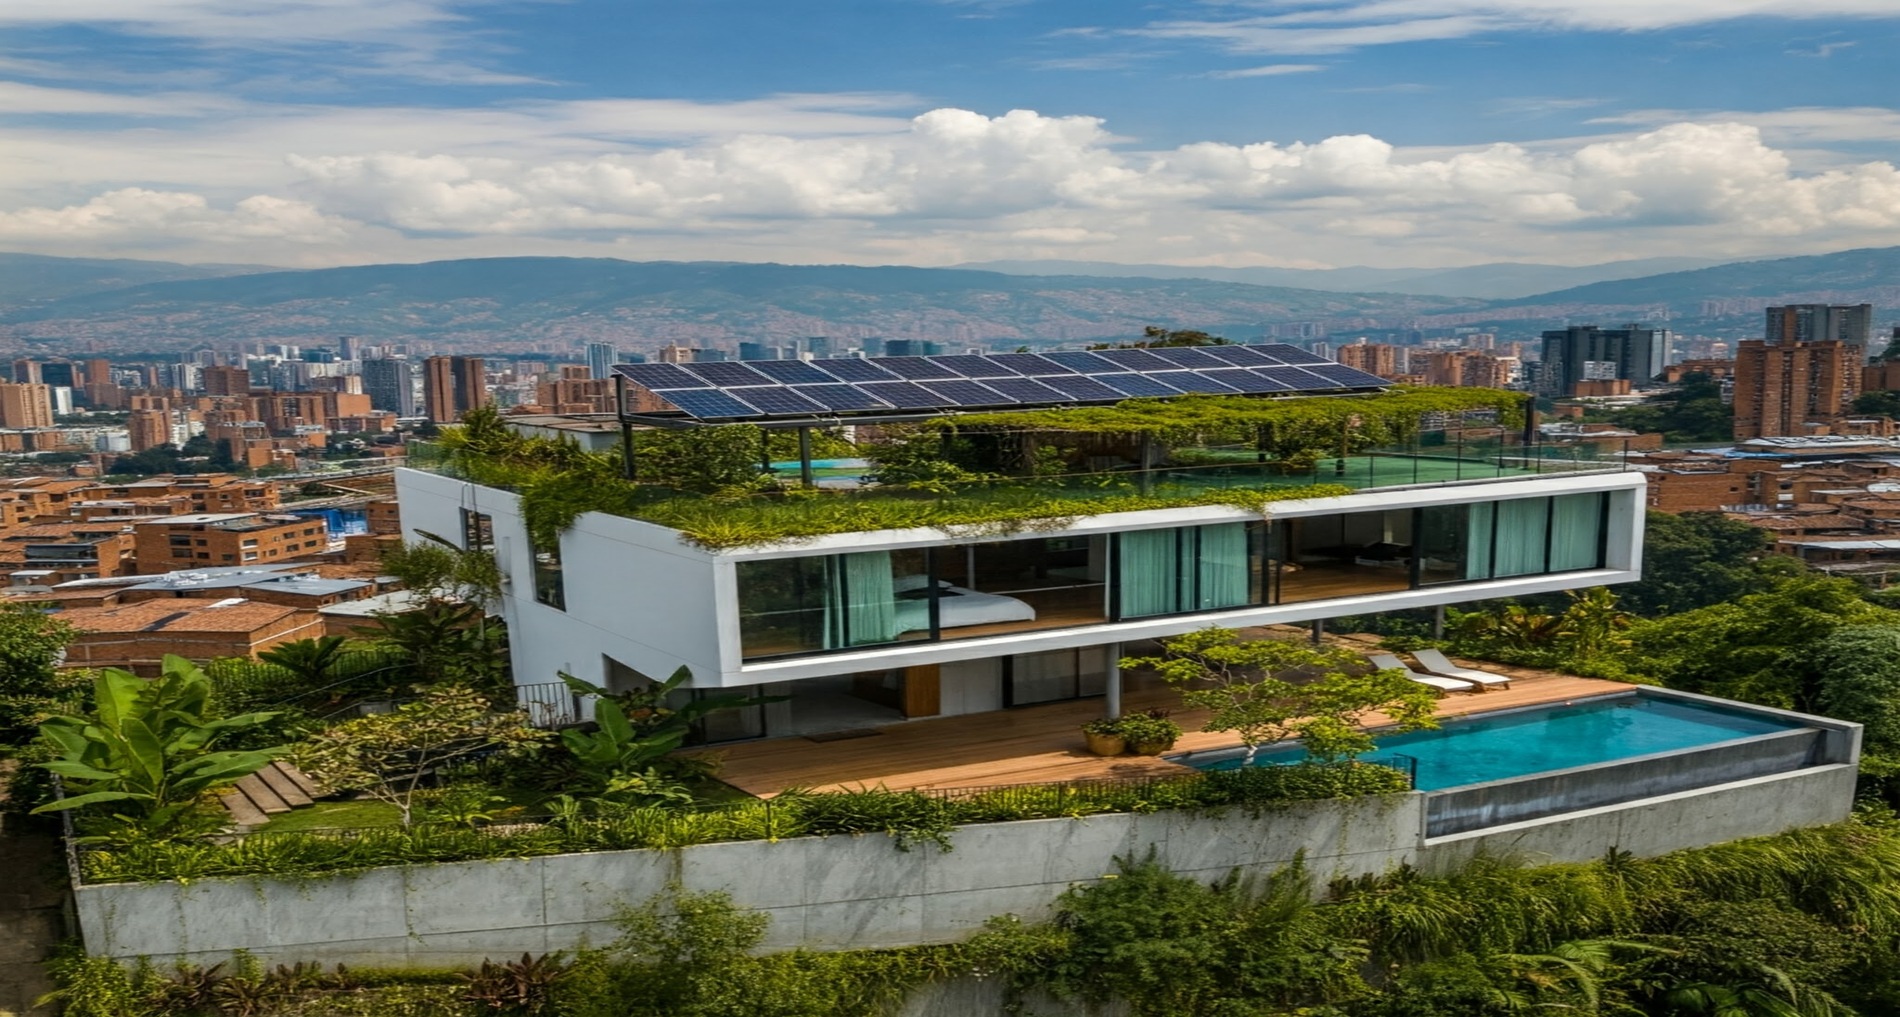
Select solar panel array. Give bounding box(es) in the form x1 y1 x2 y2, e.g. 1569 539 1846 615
614 344 1385 422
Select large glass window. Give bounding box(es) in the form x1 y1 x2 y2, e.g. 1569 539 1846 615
1549 493 1606 572
1116 523 1257 619
933 535 1109 639
1279 510 1414 603
529 530 565 610
735 495 1612 661
1006 646 1110 706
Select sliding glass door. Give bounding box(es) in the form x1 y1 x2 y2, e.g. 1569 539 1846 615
1116 522 1258 619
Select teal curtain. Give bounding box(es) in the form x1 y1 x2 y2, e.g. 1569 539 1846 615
1465 502 1494 580
1196 523 1251 610
1118 529 1181 618
1548 493 1604 571
823 551 897 647
1493 498 1550 577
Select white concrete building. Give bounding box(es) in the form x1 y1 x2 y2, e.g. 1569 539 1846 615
396 460 1645 740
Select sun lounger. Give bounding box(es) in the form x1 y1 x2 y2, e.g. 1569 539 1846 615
1410 648 1513 690
1366 652 1474 693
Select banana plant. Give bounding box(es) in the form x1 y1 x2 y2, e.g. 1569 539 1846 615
556 666 779 792
32 654 286 838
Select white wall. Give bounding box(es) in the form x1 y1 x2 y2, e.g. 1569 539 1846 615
938 657 1002 716
395 470 724 693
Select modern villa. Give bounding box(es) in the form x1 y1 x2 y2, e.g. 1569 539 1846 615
395 344 1649 742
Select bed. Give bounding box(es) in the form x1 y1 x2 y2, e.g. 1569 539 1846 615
894 583 1038 634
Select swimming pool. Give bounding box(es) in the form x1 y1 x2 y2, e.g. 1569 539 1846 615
1185 694 1806 791
768 458 869 472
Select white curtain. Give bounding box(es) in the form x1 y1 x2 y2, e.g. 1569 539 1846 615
1493 498 1550 577
1548 493 1603 571
823 551 897 647
1196 523 1251 610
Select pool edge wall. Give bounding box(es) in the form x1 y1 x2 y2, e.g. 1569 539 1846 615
1418 763 1860 874
1422 689 1860 836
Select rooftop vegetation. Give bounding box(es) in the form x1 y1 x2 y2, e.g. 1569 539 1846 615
430 386 1528 549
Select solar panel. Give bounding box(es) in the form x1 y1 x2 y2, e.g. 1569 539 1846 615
933 355 1021 378
746 360 835 385
1202 345 1282 366
1199 345 1265 366
1163 372 1239 395
1095 373 1184 398
876 357 962 380
682 361 772 386
1209 369 1294 393
981 377 1070 403
807 358 901 383
1301 363 1387 388
1092 348 1174 371
1252 366 1324 389
616 363 709 389
857 381 944 410
1256 343 1329 365
1036 375 1127 402
920 380 1014 406
1143 347 1225 368
656 388 759 418
790 384 891 412
1039 350 1117 373
1002 353 1080 375
727 386 826 416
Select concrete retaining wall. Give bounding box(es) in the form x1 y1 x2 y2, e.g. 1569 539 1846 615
1419 764 1859 873
74 794 1423 969
1425 727 1826 836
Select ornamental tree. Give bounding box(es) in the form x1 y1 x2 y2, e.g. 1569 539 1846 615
295 684 546 826
1122 627 1439 763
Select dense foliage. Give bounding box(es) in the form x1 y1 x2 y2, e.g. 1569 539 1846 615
76 764 1410 883
1592 372 1733 442
50 822 1900 1017
0 601 82 747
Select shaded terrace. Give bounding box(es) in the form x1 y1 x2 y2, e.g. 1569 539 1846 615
707 631 1632 797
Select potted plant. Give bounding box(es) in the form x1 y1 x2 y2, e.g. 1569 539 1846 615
1081 717 1126 756
1119 710 1183 756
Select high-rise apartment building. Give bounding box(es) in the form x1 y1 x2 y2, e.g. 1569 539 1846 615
1419 350 1513 390
360 357 419 417
585 342 619 380
804 336 833 359
127 409 173 451
737 342 778 362
1336 343 1404 379
0 383 54 429
1732 339 1854 440
423 356 486 424
1538 325 1668 396
203 365 252 396
1766 304 1871 411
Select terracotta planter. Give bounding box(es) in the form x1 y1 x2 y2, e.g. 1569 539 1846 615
1131 739 1176 757
1084 731 1127 756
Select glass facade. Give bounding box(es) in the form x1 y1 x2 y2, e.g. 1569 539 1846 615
736 492 1615 661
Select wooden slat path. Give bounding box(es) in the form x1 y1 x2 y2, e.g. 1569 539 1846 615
708 662 1633 798
220 760 324 827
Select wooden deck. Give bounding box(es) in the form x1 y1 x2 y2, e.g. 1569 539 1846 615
707 646 1633 798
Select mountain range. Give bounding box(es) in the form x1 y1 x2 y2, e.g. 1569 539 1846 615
1 247 1895 355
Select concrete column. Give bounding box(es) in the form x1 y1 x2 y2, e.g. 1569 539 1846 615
1433 605 1446 640
1105 642 1123 719
1311 618 1324 644
797 427 815 488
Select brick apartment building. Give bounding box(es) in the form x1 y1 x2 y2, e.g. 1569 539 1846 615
59 599 327 674
131 512 329 573
1732 339 1857 440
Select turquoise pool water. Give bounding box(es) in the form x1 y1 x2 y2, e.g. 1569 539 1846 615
1188 695 1803 790
769 458 869 472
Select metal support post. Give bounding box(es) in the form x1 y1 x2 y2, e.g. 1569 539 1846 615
797 426 815 489
1105 642 1123 719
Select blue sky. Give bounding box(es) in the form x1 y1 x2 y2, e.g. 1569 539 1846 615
3 0 1899 270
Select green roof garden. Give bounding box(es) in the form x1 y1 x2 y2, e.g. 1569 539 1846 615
414 390 1626 550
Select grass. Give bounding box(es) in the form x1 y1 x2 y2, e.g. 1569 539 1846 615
258 799 402 832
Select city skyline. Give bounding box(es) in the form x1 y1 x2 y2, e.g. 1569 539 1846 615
1 2 1899 271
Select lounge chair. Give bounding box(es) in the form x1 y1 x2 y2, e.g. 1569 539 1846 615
1366 652 1474 693
1410 648 1513 690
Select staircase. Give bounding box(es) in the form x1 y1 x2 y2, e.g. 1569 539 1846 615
220 761 323 827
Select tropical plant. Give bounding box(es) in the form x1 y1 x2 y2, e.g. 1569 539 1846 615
0 601 81 746
381 531 504 607
355 600 511 695
1113 710 1182 751
1456 603 1571 651
556 668 775 793
256 635 351 690
461 952 569 1015
31 656 285 839
1558 587 1632 659
1124 627 1439 762
294 684 546 826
